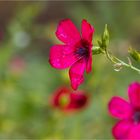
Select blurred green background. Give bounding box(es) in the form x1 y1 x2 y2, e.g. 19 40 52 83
0 1 139 139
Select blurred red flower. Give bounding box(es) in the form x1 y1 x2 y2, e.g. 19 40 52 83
49 19 94 90
109 82 140 139
50 87 89 112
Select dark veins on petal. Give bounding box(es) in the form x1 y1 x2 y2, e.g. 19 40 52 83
133 111 140 123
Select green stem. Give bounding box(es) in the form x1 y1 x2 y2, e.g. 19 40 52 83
106 50 140 73
112 55 140 73
92 47 140 74
104 49 117 64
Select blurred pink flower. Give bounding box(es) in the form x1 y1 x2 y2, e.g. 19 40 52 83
109 82 140 139
9 56 26 75
50 87 89 113
49 19 94 90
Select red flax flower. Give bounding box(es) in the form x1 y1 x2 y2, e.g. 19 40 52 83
49 19 94 90
108 82 140 139
50 87 88 112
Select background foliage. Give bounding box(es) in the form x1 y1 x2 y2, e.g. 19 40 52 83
0 1 139 139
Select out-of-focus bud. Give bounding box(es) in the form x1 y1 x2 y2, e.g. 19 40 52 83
128 47 140 62
13 31 31 48
98 24 110 49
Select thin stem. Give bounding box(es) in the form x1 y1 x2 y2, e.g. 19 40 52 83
106 50 140 73
92 47 140 73
112 55 140 73
104 49 117 64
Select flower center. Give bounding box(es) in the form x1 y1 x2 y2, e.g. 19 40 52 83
76 47 88 56
59 93 70 108
75 40 91 59
133 111 140 123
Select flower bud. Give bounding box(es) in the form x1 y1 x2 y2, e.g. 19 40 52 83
103 24 109 41
98 24 110 49
92 46 102 55
128 47 140 62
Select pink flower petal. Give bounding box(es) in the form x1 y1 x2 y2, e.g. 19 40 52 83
81 19 94 44
128 124 140 140
128 82 140 109
49 45 77 69
69 59 86 90
86 51 92 73
128 125 140 139
56 19 81 45
112 120 133 139
108 96 132 119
